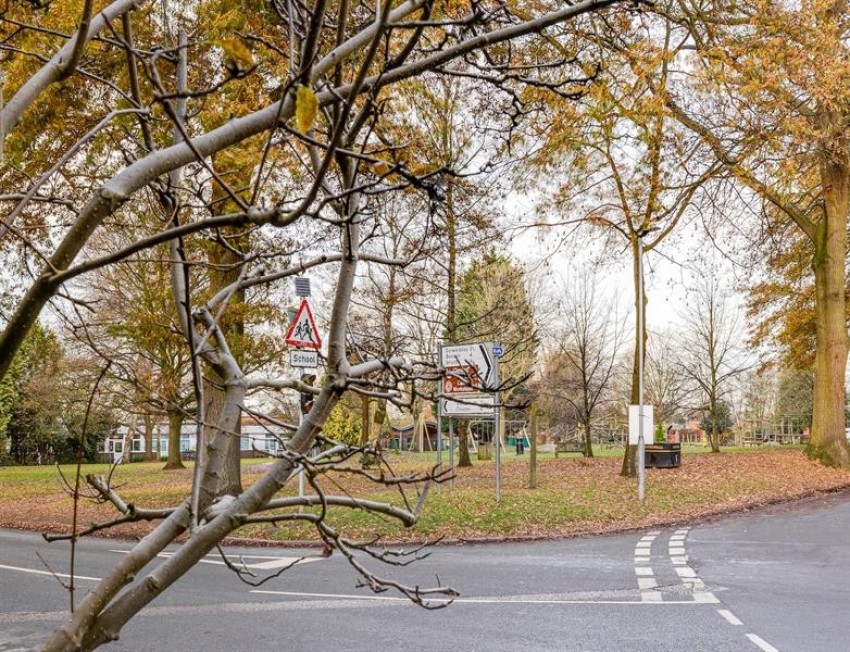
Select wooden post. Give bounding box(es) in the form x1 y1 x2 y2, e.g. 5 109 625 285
529 403 538 489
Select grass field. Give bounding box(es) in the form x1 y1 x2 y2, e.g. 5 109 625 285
1 447 848 544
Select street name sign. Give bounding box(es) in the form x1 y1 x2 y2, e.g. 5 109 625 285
440 342 496 392
440 342 498 416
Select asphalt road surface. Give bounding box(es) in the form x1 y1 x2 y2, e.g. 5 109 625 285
1 491 848 652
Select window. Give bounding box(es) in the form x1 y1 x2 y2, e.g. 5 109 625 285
131 437 143 452
240 436 251 451
180 436 190 452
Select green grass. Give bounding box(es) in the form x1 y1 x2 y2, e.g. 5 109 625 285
0 446 844 543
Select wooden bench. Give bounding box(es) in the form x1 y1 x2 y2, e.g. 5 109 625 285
555 441 587 458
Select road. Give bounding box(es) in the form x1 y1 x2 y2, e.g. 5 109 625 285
1 492 848 652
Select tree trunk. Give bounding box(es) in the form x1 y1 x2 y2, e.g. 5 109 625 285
143 412 156 461
710 397 720 453
457 419 472 466
622 238 643 477
582 419 594 458
204 372 243 495
359 395 371 447
373 398 387 442
163 410 185 471
202 156 250 494
121 414 136 465
529 403 538 489
808 156 850 467
163 408 184 470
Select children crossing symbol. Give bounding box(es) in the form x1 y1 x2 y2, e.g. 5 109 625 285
284 299 322 349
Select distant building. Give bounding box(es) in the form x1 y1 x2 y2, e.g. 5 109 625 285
680 417 707 445
102 415 289 463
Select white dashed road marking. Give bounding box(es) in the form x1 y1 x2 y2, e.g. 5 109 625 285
633 531 663 602
718 609 743 625
647 528 781 651
746 633 780 652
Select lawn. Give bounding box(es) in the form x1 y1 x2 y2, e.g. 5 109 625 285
1 447 848 544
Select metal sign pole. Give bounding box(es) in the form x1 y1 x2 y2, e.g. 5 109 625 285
448 417 454 491
298 407 305 498
437 343 443 493
494 342 501 504
437 402 443 493
293 277 313 500
638 237 646 502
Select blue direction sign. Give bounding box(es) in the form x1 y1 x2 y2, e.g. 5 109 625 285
492 346 504 357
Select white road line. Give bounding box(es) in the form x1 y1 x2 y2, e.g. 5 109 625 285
634 537 664 602
746 633 780 652
692 591 719 604
109 549 320 569
250 590 712 606
663 527 721 605
717 609 743 625
242 558 320 570
0 563 101 582
637 578 658 590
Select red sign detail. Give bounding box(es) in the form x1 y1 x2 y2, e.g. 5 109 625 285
284 299 322 349
443 365 483 394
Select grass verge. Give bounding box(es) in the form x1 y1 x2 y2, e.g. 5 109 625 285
1 448 848 544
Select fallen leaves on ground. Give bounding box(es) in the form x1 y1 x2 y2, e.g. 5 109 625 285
0 449 848 545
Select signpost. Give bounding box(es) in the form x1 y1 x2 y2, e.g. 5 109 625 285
438 341 501 501
440 342 497 417
286 281 319 500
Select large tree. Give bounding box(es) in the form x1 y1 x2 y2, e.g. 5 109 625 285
550 272 625 456
0 0 626 648
677 272 750 452
524 12 719 475
662 0 850 467
455 253 538 461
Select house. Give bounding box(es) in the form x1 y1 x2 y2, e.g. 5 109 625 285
102 415 290 462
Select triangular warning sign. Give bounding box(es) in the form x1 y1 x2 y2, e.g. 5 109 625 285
284 299 322 349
